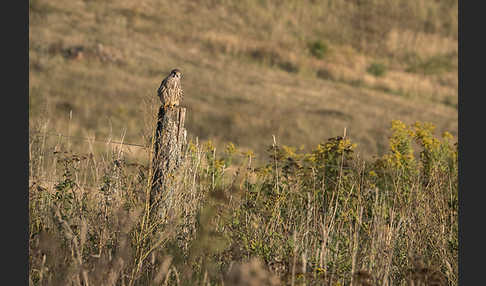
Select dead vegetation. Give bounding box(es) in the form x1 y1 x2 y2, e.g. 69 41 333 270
29 0 457 163
29 117 457 285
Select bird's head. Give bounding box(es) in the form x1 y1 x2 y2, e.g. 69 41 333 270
170 68 183 79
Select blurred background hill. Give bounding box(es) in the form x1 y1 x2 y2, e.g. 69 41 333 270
29 0 458 163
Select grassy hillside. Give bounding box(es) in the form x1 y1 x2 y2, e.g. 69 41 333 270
29 0 458 163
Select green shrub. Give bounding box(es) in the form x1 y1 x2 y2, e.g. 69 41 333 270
309 40 329 59
367 62 387 77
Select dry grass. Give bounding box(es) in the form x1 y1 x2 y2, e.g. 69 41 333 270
29 0 457 163
29 117 457 285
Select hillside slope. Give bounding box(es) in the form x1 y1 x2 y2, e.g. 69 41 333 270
29 0 458 161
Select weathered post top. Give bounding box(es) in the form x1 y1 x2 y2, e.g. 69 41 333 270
150 106 187 220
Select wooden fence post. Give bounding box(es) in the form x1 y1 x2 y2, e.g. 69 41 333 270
150 105 187 221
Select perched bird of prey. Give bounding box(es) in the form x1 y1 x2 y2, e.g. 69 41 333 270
157 69 184 109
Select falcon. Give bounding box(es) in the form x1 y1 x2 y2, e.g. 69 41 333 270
157 69 183 109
